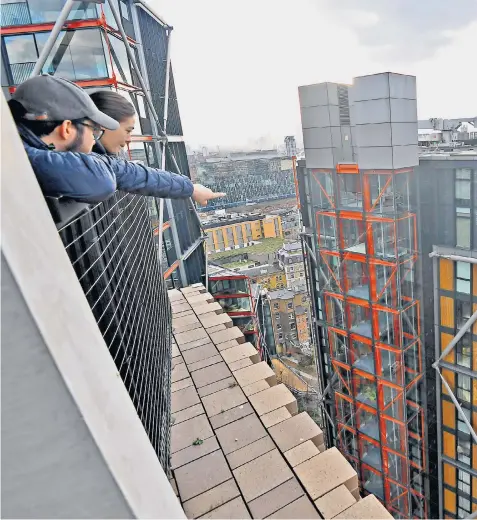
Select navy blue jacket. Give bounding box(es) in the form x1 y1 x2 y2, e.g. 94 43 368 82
18 124 194 203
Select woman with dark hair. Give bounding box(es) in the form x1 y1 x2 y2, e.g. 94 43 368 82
90 90 225 205
89 90 136 155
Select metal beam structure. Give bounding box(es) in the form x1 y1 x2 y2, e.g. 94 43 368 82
29 0 206 288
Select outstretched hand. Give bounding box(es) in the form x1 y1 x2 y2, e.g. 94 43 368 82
192 184 226 206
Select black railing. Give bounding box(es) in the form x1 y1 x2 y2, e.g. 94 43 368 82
56 192 172 472
10 62 35 85
0 2 31 27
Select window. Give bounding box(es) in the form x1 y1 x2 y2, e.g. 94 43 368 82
289 266 294 272
291 333 297 339
456 261 471 294
276 323 282 330
457 437 471 466
3 34 37 84
290 323 296 330
456 374 471 403
456 216 471 248
456 333 471 368
457 407 471 434
108 34 134 85
119 0 130 20
275 313 280 321
38 29 108 81
287 302 293 309
457 494 471 519
290 273 295 279
289 313 295 320
278 333 283 340
273 302 279 309
456 299 471 329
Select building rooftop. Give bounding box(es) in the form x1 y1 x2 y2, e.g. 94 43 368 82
239 263 283 278
208 264 249 279
295 305 307 315
268 288 303 300
279 241 302 253
168 285 392 519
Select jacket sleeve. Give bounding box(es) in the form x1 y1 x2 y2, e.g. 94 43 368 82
25 143 117 203
101 156 194 199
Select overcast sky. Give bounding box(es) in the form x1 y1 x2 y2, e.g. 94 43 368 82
149 0 477 150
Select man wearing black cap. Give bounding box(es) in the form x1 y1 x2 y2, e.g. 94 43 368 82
9 74 224 205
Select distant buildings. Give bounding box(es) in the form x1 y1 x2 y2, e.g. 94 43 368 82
278 242 306 291
285 136 298 157
239 264 287 290
195 151 296 210
267 289 311 353
204 214 283 253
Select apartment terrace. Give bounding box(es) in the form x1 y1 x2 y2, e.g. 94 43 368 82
168 284 392 519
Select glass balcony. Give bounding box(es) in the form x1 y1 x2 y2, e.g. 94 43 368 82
351 339 375 374
355 375 377 409
362 466 384 500
210 277 248 297
357 409 380 441
361 438 382 472
215 296 251 313
232 316 255 334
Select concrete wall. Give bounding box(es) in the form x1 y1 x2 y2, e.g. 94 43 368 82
1 256 133 519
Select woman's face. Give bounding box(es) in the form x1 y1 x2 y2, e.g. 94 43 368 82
100 115 136 154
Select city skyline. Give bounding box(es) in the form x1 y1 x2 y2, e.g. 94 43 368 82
153 0 477 149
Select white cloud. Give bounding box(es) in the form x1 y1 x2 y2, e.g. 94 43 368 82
148 0 477 149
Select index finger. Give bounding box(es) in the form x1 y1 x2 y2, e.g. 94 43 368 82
210 192 226 199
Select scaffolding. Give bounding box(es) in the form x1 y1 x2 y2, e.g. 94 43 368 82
18 0 206 289
309 163 427 518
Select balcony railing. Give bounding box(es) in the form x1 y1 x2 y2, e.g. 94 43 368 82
56 192 172 472
10 62 35 86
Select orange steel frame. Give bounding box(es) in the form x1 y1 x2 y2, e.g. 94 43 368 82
311 166 427 518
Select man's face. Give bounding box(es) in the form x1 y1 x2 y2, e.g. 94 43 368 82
45 119 102 153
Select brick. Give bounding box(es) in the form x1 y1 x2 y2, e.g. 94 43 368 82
181 284 206 295
172 342 181 358
187 293 214 305
226 436 275 470
171 386 200 413
187 355 223 373
233 361 276 388
268 496 319 519
191 362 232 388
168 288 183 301
182 479 240 519
268 412 324 452
173 313 200 330
178 336 211 352
199 312 233 329
182 343 219 365
249 384 298 417
201 386 247 417
174 451 232 502
314 485 356 519
171 361 190 383
171 436 220 470
294 448 358 500
233 449 293 502
243 380 270 396
261 407 293 428
175 327 208 346
221 342 260 365
171 414 213 453
215 339 241 352
334 495 393 519
197 377 237 398
215 414 268 455
209 327 245 346
209 402 254 429
200 496 250 519
207 324 227 334
172 321 200 334
284 440 320 467
172 403 205 425
228 358 253 372
194 301 223 316
171 377 193 393
173 309 194 319
171 302 191 314
248 478 304 519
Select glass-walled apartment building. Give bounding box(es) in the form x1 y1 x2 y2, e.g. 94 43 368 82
415 155 477 519
1 0 205 288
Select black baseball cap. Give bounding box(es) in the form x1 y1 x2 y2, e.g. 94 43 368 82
12 74 119 130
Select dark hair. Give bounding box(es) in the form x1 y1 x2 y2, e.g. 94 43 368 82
8 99 63 137
89 90 135 123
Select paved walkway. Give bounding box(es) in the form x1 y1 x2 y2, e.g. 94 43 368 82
168 284 392 519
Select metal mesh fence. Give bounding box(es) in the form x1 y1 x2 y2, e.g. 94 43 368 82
57 192 172 472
